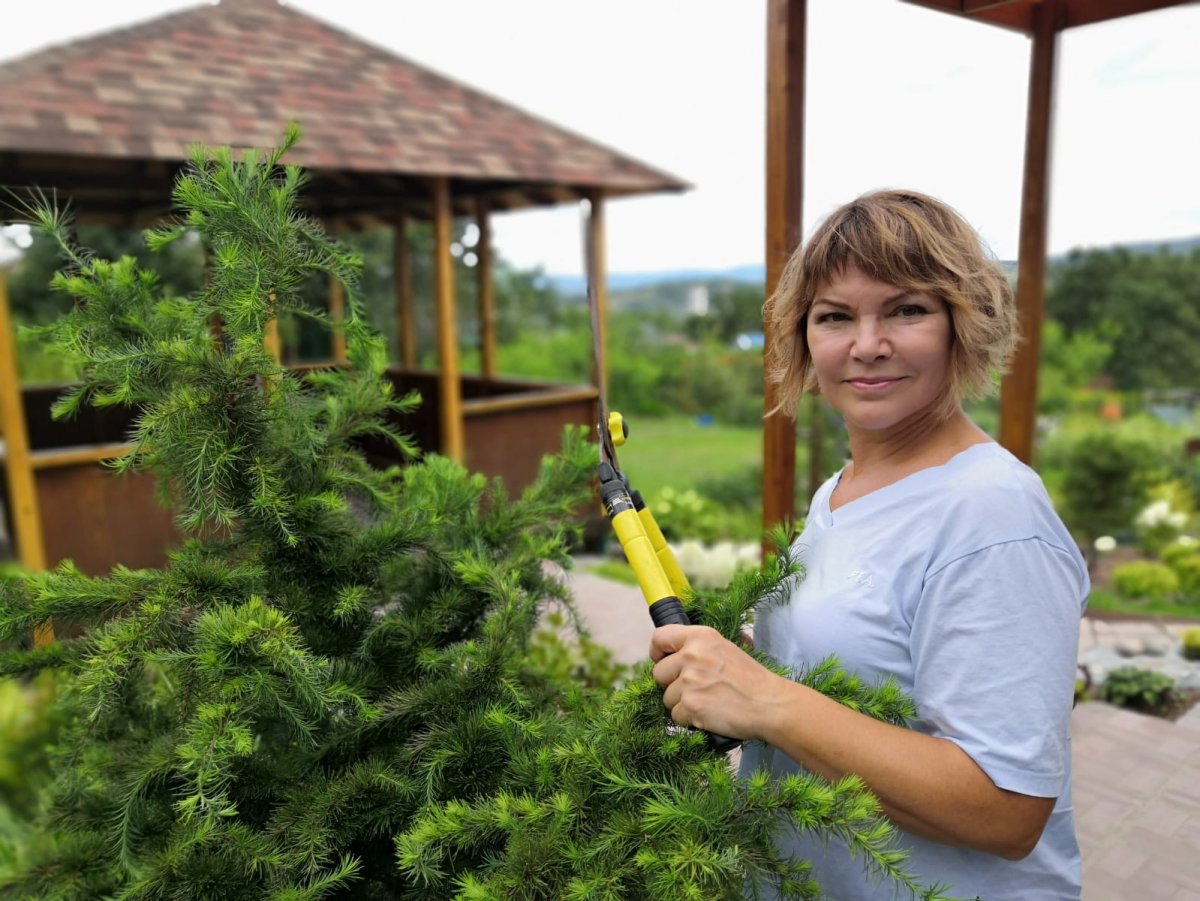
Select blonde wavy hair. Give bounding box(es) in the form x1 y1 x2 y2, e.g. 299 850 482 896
764 189 1017 421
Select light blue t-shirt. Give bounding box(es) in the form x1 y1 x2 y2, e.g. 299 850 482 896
741 441 1089 901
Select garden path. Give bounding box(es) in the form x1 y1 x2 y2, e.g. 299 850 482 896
560 560 1200 900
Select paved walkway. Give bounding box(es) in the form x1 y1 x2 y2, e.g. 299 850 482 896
558 563 1200 900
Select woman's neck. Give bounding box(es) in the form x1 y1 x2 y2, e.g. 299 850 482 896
841 408 989 487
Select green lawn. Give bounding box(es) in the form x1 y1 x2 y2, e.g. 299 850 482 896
611 416 763 499
1086 588 1200 621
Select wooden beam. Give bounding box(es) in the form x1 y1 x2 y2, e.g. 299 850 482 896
963 0 1027 12
763 0 806 537
475 197 497 379
29 443 131 470
584 190 608 398
901 0 1033 31
1062 0 1194 29
328 277 347 365
0 268 53 646
325 223 348 366
999 0 1059 464
264 314 282 365
394 213 417 368
432 178 464 463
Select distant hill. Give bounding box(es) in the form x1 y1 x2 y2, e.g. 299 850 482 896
548 264 764 298
547 234 1200 304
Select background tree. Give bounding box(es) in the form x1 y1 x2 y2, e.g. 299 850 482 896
1047 247 1200 391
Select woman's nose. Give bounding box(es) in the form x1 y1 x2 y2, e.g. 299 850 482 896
850 320 891 361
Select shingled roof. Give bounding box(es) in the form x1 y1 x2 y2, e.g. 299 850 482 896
0 0 686 223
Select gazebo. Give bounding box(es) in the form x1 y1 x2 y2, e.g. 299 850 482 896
761 0 1195 531
0 0 686 575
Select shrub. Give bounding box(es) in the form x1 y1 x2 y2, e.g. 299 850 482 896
1181 628 1200 662
1112 560 1180 601
646 485 761 543
1170 554 1200 600
1100 667 1178 716
1161 539 1199 568
0 133 939 901
1040 419 1169 559
1135 495 1190 557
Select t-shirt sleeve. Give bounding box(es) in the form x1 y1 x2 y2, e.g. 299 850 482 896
909 538 1083 798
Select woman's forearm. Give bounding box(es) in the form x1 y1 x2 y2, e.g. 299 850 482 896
756 675 1054 860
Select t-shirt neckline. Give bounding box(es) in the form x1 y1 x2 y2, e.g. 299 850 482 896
823 440 1000 525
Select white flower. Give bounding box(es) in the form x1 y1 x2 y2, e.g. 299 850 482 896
1093 536 1118 554
1136 500 1173 529
670 539 759 590
1136 500 1187 531
735 542 761 567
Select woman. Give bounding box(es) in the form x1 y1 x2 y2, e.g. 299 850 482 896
650 190 1088 899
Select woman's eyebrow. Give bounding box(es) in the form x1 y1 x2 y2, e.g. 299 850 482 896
812 290 909 308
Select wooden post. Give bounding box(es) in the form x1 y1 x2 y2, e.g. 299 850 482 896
263 315 281 365
584 190 608 397
394 212 416 369
999 0 1059 465
328 277 347 365
432 178 464 463
763 0 806 537
476 197 497 379
0 267 53 646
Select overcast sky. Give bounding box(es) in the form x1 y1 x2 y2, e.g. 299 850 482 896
2 0 1198 277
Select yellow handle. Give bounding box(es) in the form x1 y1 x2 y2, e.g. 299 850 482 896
638 507 690 598
611 507 673 606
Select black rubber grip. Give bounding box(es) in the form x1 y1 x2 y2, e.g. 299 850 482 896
648 597 743 754
649 596 689 628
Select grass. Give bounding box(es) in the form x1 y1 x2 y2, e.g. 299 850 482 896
612 415 764 499
1086 588 1200 621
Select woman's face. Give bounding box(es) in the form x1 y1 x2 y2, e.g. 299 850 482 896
806 264 953 434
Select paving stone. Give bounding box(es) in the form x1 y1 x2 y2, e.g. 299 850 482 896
1116 637 1147 657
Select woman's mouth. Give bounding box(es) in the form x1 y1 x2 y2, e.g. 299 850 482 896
845 377 903 392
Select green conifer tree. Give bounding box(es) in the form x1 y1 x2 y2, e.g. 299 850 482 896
0 130 945 900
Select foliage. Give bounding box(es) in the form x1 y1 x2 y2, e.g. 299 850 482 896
395 541 943 900
1084 588 1200 621
1111 561 1180 602
1162 539 1200 569
1169 555 1200 601
0 133 941 901
0 673 62 883
0 128 588 900
1099 667 1178 717
525 610 629 698
1182 629 1200 662
1039 419 1169 562
496 316 766 427
1036 319 1115 418
1135 490 1193 557
682 282 765 346
1046 245 1200 391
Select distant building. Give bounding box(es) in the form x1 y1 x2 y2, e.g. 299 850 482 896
685 285 710 316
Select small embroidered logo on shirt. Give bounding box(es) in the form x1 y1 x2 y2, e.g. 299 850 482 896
847 569 873 589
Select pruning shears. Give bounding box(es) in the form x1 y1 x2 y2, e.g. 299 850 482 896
584 215 741 755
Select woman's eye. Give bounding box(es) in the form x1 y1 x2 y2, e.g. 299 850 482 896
816 311 849 323
894 305 926 318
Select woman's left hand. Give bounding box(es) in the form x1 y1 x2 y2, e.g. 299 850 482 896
650 624 784 741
